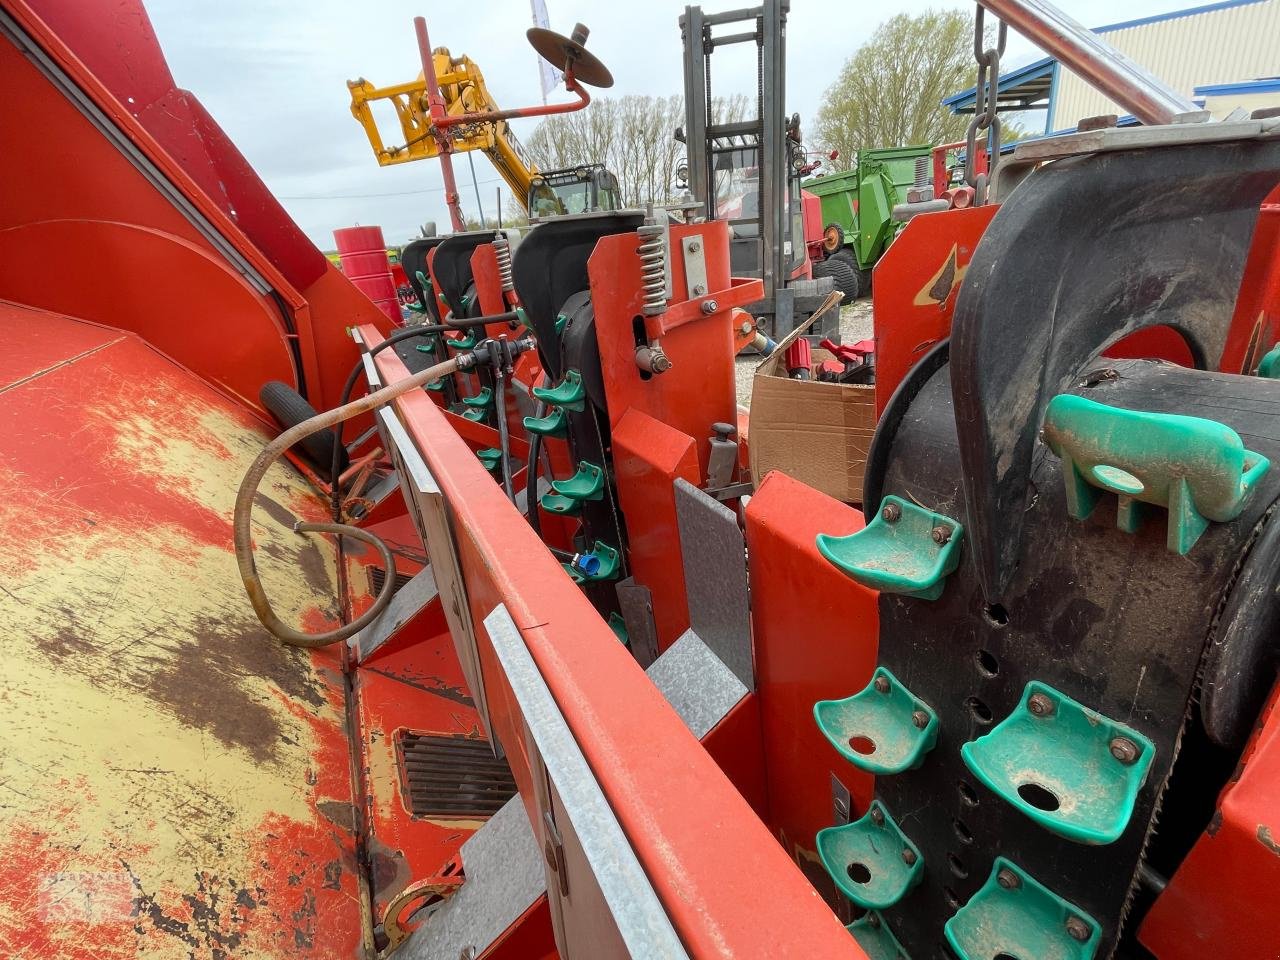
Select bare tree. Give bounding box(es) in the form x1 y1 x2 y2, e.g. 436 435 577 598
521 94 749 208
814 11 996 170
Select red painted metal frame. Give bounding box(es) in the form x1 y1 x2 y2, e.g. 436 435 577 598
745 472 879 894
368 327 857 958
1218 181 1280 374
1139 682 1280 958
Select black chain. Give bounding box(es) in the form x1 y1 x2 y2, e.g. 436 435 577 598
965 6 1007 203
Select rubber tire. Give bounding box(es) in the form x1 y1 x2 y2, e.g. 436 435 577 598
812 254 859 305
822 222 845 255
829 248 872 297
259 380 349 473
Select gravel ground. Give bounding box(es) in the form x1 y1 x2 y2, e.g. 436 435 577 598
734 296 874 405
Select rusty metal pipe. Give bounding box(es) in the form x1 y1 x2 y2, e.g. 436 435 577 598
235 356 460 647
977 0 1199 126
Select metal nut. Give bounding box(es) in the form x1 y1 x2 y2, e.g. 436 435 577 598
692 283 706 296
901 848 917 866
701 299 718 314
1109 736 1140 765
738 321 754 335
688 240 701 252
931 525 952 545
882 502 902 523
996 868 1021 890
911 710 929 729
1066 916 1091 942
870 807 885 826
874 676 891 694
1028 693 1055 717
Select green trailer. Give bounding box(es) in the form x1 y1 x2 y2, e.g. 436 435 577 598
804 144 932 299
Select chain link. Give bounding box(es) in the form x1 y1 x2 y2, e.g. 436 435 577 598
964 6 1007 203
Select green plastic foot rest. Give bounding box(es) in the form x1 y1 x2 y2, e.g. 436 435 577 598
532 369 587 412
446 332 477 350
961 681 1155 845
1042 393 1269 555
539 492 583 516
524 407 568 437
426 379 446 393
460 407 487 422
945 858 1101 960
816 800 923 910
1258 343 1280 378
551 461 605 502
608 611 629 644
554 313 567 336
475 448 502 472
816 495 963 600
814 667 939 775
514 306 533 331
462 387 493 409
847 912 910 960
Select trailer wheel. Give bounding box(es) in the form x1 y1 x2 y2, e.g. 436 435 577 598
259 380 349 474
813 254 859 304
821 223 845 256
829 248 871 296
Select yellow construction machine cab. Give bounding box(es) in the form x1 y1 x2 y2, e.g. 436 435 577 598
527 164 621 220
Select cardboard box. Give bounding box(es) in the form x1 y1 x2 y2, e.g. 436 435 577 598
748 294 877 504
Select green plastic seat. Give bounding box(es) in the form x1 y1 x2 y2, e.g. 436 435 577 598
446 332 477 350
847 912 910 960
945 858 1100 960
814 667 939 775
1042 393 1269 554
816 800 923 910
475 448 502 473
532 369 587 412
539 492 583 516
816 495 963 600
524 407 568 438
551 461 605 502
961 681 1155 845
462 387 493 409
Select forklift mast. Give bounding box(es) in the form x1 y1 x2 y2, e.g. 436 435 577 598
680 0 798 334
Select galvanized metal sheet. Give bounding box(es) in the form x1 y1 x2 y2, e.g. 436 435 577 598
646 628 747 739
350 564 438 662
483 605 689 960
616 577 659 668
673 478 753 689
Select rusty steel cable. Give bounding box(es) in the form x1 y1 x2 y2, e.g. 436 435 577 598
235 356 461 648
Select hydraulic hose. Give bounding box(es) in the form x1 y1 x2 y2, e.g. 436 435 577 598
525 398 546 539
493 371 515 503
236 356 460 647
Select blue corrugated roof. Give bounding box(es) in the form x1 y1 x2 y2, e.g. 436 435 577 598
1093 0 1266 33
941 56 1055 111
1194 77 1280 96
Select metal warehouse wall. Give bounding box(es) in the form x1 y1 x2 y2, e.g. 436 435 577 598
1049 0 1280 128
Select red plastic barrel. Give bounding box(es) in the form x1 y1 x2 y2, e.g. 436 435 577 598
334 225 400 322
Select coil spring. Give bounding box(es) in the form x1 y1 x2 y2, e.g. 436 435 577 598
493 235 514 293
637 223 667 317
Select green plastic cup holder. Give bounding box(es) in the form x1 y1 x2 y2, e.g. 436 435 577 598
961 681 1155 845
608 611 629 644
1042 393 1270 555
475 448 502 472
847 911 910 960
551 461 605 502
462 386 493 409
945 857 1101 960
414 340 435 353
523 407 568 438
446 332 477 350
460 407 487 422
532 369 587 412
814 667 939 775
816 495 963 600
539 492 583 516
816 800 924 910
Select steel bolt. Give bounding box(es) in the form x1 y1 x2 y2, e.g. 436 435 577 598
688 240 701 252
882 502 902 523
870 807 885 826
692 283 706 296
701 299 719 314
931 525 952 545
865 912 881 929
874 676 891 694
1066 917 1090 942
911 710 929 729
1110 736 1140 765
901 848 917 866
996 868 1021 890
739 321 754 335
1028 693 1055 718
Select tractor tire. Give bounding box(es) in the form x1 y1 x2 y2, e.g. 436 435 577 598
829 248 872 297
821 223 845 256
259 380 349 474
813 254 859 305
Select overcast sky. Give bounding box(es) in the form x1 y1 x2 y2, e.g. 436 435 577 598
145 0 1177 248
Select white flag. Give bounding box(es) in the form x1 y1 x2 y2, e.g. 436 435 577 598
530 0 563 97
